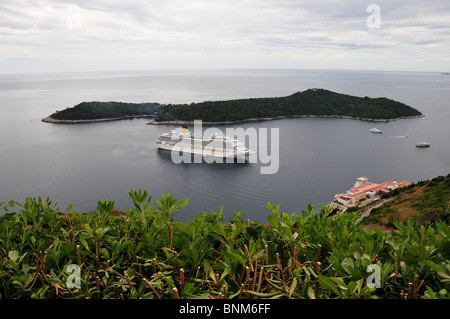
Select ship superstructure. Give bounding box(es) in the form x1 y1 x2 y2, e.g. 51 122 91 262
156 127 254 159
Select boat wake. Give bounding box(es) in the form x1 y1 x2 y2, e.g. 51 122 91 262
112 144 150 159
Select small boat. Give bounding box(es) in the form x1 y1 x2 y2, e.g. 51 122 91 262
415 142 430 148
369 128 382 133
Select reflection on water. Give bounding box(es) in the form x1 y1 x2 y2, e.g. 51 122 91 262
156 148 251 167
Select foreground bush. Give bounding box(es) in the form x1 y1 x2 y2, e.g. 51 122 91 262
0 191 449 299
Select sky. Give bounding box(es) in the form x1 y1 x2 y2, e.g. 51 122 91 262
1 0 449 74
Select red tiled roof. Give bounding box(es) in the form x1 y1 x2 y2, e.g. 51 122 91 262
336 180 411 204
351 182 377 191
380 181 402 188
348 183 380 195
399 181 411 187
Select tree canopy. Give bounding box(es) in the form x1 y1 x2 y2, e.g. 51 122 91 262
50 101 162 121
48 89 422 123
158 89 422 122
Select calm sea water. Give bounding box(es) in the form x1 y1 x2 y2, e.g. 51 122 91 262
0 69 449 222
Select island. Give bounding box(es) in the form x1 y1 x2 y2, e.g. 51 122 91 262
42 101 162 123
42 89 423 124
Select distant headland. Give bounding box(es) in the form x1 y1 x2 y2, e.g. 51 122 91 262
42 101 160 123
42 89 423 124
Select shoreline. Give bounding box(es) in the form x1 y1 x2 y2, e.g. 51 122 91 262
41 113 424 125
147 114 425 125
41 114 155 124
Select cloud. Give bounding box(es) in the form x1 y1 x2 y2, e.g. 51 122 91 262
0 0 449 73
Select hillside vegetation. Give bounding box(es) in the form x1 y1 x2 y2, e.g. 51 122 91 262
0 189 448 299
44 89 422 123
49 101 161 121
156 88 422 122
364 174 450 227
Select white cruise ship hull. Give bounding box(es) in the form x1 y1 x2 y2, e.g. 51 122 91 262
156 142 252 159
156 128 254 160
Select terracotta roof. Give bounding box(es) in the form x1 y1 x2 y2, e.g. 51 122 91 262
348 183 380 195
380 181 399 188
336 179 411 205
399 181 411 187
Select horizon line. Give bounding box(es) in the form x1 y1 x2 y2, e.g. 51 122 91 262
0 67 447 77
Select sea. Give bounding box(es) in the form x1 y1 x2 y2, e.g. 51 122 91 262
0 69 449 222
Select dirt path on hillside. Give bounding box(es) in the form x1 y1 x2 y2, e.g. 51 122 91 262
357 198 394 223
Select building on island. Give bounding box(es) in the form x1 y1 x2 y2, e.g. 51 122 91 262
333 176 411 207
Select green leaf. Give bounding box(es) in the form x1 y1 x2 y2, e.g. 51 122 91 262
79 238 88 249
83 223 93 236
267 215 279 227
172 197 189 213
424 260 444 273
226 250 246 269
437 272 450 281
22 263 31 276
12 280 24 289
278 225 293 241
330 277 347 290
101 247 110 260
342 258 356 276
41 201 49 210
288 277 297 298
347 281 357 295
318 276 341 296
8 250 19 262
245 291 284 298
307 286 316 299
263 202 281 215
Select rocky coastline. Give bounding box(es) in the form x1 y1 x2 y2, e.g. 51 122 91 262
41 112 424 125
41 114 155 124
147 114 425 126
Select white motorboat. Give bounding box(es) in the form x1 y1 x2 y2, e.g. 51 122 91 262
415 142 430 148
369 128 382 133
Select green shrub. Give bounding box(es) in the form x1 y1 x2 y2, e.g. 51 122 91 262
0 191 448 299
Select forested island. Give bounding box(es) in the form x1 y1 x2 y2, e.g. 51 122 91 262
42 101 162 123
42 89 423 124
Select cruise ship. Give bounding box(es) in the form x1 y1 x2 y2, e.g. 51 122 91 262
156 127 254 159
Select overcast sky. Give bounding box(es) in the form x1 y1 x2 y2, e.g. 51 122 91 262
1 0 449 73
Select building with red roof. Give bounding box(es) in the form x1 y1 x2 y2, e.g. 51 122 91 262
334 177 411 207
